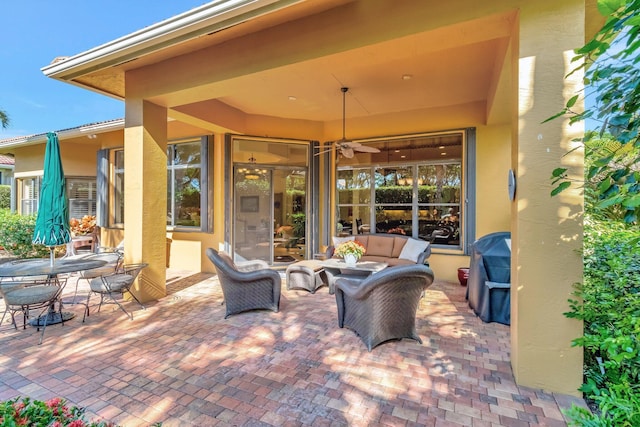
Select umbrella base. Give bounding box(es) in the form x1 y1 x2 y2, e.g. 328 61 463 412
30 311 75 327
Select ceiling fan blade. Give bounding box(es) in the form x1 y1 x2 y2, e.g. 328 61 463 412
353 145 381 153
341 147 355 158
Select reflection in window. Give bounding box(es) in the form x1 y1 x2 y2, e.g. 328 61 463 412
114 150 125 224
167 141 202 228
111 137 208 230
336 131 464 247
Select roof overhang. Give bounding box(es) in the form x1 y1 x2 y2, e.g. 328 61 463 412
41 0 305 98
0 119 124 149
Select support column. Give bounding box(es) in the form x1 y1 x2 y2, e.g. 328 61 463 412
124 99 168 302
511 1 584 396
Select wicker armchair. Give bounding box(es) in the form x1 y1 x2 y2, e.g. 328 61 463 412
334 264 435 351
206 248 281 318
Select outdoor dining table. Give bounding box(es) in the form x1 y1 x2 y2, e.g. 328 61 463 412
0 257 108 326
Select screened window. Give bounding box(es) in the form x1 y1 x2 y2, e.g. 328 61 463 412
336 131 465 248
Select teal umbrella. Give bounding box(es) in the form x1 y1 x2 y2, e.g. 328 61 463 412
32 132 71 266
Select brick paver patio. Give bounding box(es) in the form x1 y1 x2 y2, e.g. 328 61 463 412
0 268 586 426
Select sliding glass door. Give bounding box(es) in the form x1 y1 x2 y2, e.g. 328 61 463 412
232 137 309 265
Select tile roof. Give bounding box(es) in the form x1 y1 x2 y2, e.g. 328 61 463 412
0 118 123 147
0 154 14 165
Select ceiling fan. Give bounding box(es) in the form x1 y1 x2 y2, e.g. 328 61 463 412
316 87 381 159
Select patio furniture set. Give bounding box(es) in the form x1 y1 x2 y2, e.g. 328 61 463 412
206 233 435 351
0 250 148 344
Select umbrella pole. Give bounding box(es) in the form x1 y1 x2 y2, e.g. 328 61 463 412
50 247 55 267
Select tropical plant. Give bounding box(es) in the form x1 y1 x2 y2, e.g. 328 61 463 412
334 240 365 258
547 0 640 224
0 108 9 129
290 212 306 237
563 218 640 426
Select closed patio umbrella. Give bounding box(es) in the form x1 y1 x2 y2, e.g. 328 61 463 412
32 132 71 266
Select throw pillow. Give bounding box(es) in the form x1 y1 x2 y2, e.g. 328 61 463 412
399 238 429 262
332 235 355 246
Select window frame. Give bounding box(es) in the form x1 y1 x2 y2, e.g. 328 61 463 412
17 176 41 215
335 129 474 254
108 136 211 232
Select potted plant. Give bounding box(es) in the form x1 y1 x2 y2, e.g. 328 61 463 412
334 240 366 265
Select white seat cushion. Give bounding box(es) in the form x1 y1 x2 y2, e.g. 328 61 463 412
332 235 355 246
398 238 429 262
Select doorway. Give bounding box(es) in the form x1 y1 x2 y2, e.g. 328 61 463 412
231 137 309 265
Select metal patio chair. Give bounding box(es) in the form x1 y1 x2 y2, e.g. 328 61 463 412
84 262 148 320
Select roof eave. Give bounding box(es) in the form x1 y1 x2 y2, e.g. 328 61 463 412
0 119 125 150
41 0 304 82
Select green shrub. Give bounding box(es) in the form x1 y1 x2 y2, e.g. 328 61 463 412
0 211 51 258
0 185 9 210
564 218 640 426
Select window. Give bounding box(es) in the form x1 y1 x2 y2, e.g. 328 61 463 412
111 137 209 230
167 141 202 228
17 176 97 219
68 178 97 220
19 177 40 215
113 150 124 224
336 131 465 248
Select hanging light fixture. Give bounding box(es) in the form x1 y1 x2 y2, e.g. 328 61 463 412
243 154 261 180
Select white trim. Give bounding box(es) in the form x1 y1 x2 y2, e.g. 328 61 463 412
42 0 302 80
0 119 124 149
15 171 44 178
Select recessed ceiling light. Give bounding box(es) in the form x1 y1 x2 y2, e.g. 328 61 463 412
394 150 400 153
438 145 445 149
400 155 406 158
288 96 297 101
402 74 413 80
440 152 447 156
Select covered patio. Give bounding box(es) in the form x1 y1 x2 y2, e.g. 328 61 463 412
0 269 585 426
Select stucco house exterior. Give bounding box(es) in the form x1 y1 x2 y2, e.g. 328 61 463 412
0 154 14 186
0 0 602 396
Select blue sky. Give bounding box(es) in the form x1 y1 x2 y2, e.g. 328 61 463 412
0 1 209 139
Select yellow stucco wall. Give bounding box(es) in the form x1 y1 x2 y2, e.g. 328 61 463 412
511 0 584 395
